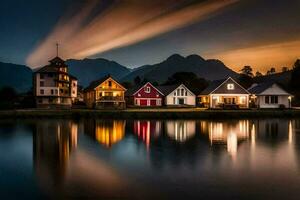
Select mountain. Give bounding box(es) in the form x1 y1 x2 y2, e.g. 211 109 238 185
121 54 238 83
0 62 32 93
254 71 292 87
66 58 131 87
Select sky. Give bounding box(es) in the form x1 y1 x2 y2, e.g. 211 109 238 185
0 0 300 73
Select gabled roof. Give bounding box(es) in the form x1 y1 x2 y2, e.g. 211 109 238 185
84 75 126 92
157 84 181 95
200 79 225 95
157 83 195 96
248 82 290 95
125 82 164 96
49 56 65 64
200 77 249 95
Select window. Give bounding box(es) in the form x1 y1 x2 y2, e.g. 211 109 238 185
40 81 44 86
181 89 184 96
73 83 76 87
40 89 44 95
144 86 151 93
173 97 176 104
174 92 176 96
265 96 278 104
40 74 44 79
227 84 235 90
108 81 112 87
271 96 278 104
38 99 43 103
157 99 161 105
48 73 53 77
60 89 63 94
177 89 180 96
185 91 188 96
51 89 54 95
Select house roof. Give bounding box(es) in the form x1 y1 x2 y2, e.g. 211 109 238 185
69 74 78 80
157 84 181 95
248 82 289 95
200 77 249 95
200 79 225 95
84 75 126 92
125 82 164 96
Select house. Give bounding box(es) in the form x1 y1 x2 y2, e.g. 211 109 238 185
248 82 292 108
157 84 196 106
199 77 250 109
84 75 126 109
125 82 164 107
33 56 78 108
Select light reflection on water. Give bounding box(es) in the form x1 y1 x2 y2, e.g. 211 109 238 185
1 119 300 199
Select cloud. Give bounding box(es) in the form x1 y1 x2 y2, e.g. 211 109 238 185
205 40 300 72
26 0 238 67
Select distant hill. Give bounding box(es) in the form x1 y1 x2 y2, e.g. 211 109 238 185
66 58 131 87
0 62 32 93
121 54 238 83
253 71 292 87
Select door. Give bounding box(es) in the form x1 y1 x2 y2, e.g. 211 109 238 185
140 99 147 106
150 99 157 106
178 98 185 105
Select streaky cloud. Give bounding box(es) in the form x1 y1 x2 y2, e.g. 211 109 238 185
27 0 238 68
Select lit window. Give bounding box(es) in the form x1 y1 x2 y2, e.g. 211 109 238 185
144 86 151 93
227 84 235 90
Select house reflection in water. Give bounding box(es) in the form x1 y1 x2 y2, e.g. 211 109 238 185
166 120 196 142
200 120 250 156
133 120 162 148
253 119 290 144
84 119 125 148
33 120 78 188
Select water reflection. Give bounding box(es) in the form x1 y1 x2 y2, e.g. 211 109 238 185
200 120 249 157
33 120 78 189
166 120 196 142
133 120 162 148
84 119 125 148
2 118 300 198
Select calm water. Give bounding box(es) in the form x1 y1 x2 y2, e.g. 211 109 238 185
1 118 300 199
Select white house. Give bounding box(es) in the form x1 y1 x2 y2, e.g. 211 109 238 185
158 84 196 106
248 82 292 109
199 77 250 109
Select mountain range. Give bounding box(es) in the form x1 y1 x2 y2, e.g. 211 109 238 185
1 54 285 93
121 54 238 83
0 62 33 93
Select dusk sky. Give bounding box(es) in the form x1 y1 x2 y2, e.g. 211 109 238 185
1 0 300 73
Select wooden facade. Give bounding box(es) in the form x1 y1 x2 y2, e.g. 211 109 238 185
84 75 126 109
126 82 164 107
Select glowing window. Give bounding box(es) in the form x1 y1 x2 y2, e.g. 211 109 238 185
227 84 235 90
144 86 151 93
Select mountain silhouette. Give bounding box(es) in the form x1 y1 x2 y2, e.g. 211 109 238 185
0 61 32 93
121 54 238 83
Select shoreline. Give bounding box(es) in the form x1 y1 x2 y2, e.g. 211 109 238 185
0 108 300 119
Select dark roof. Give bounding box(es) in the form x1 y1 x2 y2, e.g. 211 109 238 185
49 56 65 64
69 74 78 80
125 84 143 96
157 84 181 95
248 82 277 94
200 79 225 95
35 64 58 73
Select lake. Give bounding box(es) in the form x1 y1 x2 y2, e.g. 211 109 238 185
1 118 300 199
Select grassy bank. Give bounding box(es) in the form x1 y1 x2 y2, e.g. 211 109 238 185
0 108 300 119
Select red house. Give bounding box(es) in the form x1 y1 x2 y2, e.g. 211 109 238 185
126 82 164 106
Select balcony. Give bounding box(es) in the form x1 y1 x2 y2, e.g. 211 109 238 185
96 96 124 102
